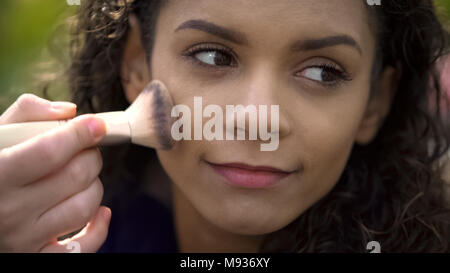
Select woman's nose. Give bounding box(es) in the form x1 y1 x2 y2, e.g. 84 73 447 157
227 64 292 140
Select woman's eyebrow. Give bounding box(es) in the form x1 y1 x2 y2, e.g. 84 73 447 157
175 19 248 45
291 35 362 55
175 19 362 55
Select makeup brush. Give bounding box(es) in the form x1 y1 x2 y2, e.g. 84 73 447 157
0 80 175 150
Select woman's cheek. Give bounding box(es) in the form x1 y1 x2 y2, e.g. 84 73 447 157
299 105 364 195
157 139 201 178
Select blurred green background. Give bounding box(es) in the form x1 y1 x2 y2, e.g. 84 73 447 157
0 0 449 113
0 0 77 113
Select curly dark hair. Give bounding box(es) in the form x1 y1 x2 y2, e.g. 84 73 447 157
67 0 450 252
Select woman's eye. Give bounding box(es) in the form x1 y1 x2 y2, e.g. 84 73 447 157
299 66 340 83
194 50 233 66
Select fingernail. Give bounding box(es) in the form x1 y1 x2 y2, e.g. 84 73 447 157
103 207 112 222
51 101 77 111
88 118 106 140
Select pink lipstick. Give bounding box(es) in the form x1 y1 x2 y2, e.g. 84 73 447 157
206 161 294 189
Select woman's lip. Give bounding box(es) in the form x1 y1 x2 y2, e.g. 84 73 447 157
206 161 295 189
208 162 294 173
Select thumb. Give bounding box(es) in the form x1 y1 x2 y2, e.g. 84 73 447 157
40 206 112 253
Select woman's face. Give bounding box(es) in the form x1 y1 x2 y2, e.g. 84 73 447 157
125 0 387 235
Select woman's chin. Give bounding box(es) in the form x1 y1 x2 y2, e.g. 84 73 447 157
200 206 292 236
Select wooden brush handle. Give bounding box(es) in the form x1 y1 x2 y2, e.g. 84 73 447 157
0 111 131 149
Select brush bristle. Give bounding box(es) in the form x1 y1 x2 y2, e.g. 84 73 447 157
125 80 175 150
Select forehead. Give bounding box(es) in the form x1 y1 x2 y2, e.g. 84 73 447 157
159 0 374 50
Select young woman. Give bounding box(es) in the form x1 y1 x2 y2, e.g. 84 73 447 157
0 0 449 252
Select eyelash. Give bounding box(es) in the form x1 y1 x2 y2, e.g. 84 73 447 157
298 62 353 88
182 43 352 88
182 43 237 68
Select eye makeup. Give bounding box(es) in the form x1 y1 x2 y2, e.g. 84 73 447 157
295 61 353 89
182 43 238 68
180 41 354 90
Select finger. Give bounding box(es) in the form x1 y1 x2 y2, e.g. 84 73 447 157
40 206 111 253
23 148 103 214
35 178 104 243
0 114 106 185
0 93 77 125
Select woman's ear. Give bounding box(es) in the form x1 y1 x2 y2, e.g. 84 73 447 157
121 14 151 104
355 65 401 145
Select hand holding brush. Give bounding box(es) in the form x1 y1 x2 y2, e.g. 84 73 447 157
0 80 175 150
0 80 174 252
